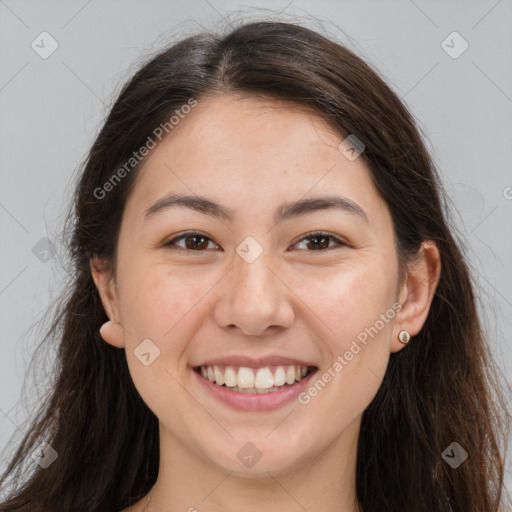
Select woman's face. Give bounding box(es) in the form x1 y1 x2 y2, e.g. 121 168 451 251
94 93 415 475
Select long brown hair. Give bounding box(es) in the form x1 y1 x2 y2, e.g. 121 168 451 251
0 20 510 512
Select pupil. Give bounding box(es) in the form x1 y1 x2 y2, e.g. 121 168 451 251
186 235 207 250
309 236 328 250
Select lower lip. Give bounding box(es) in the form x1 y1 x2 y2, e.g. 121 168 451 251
193 368 318 412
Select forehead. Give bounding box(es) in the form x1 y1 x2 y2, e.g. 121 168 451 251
161 94 341 167
123 93 386 227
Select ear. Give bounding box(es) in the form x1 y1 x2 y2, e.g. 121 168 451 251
90 257 125 348
391 240 441 353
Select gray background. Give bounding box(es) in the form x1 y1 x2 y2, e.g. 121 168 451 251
1 0 511 498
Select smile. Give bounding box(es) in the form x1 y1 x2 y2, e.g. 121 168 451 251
193 362 318 411
196 364 312 393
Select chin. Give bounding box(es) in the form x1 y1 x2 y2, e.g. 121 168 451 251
199 432 315 477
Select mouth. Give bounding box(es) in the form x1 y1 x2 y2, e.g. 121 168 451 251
193 364 317 394
191 359 320 412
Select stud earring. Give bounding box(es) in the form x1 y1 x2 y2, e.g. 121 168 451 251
398 330 411 344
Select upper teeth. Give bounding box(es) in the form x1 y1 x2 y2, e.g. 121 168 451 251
199 365 309 389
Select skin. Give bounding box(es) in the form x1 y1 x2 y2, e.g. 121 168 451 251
91 93 440 512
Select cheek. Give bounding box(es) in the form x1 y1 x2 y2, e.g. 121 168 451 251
293 255 398 343
116 264 210 417
294 257 397 409
119 263 206 339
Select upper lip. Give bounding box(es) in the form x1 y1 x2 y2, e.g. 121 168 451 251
194 355 317 368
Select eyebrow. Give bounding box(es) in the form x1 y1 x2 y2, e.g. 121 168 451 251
143 193 369 224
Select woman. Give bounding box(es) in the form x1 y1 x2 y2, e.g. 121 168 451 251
0 20 509 512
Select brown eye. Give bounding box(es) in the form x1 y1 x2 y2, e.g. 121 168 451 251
184 234 209 250
163 231 345 253
164 232 219 251
293 232 345 251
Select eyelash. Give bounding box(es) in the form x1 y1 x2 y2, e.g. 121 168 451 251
163 231 347 253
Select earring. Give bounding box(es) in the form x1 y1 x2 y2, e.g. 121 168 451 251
398 330 411 344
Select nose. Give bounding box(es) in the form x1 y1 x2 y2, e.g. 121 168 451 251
214 252 295 337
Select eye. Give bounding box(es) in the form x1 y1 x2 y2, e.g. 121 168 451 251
163 231 346 253
292 231 346 252
163 232 220 252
